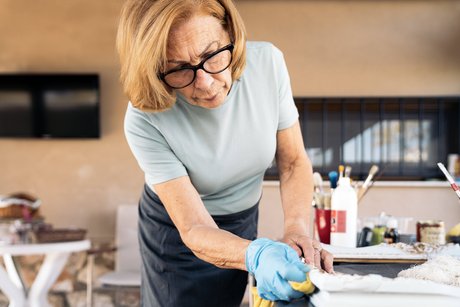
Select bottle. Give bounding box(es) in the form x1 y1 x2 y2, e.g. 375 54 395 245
330 177 358 247
455 156 460 181
384 218 400 244
371 225 386 245
357 222 374 247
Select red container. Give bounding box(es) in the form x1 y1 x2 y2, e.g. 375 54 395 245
315 208 331 244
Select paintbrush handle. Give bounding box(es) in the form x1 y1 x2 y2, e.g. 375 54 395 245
438 162 456 184
362 176 373 189
438 162 460 200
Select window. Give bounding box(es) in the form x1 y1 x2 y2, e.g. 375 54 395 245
265 97 460 181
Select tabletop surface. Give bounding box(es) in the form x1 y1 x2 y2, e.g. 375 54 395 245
0 239 90 255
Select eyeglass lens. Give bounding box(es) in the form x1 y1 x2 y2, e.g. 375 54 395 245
163 48 232 89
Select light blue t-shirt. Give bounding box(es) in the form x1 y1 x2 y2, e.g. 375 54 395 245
124 41 298 215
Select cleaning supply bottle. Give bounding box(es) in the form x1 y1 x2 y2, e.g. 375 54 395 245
371 224 386 245
384 218 400 244
330 177 358 247
370 212 388 245
357 221 374 247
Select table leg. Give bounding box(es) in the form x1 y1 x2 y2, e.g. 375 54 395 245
0 263 26 307
86 253 94 307
27 252 70 307
3 255 26 293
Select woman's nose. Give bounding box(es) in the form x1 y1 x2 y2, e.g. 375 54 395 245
193 69 213 90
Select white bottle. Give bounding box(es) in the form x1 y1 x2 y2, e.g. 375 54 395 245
330 177 358 247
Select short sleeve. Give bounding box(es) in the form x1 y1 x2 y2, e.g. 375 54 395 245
272 46 299 130
124 103 188 185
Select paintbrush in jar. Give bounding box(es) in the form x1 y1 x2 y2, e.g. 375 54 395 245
358 165 379 201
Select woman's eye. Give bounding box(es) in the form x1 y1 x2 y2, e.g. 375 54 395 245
166 65 185 73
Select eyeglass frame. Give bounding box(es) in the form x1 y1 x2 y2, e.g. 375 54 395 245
158 43 234 89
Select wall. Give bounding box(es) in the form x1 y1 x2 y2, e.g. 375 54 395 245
0 0 459 241
237 0 460 97
0 0 142 241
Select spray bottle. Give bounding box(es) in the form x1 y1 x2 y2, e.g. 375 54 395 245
330 177 358 247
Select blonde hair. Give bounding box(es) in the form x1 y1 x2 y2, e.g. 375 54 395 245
116 0 247 112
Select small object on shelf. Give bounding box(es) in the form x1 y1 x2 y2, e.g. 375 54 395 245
448 235 460 244
371 225 386 246
416 220 446 245
446 222 460 243
328 171 338 189
315 207 331 244
384 218 400 244
357 222 374 247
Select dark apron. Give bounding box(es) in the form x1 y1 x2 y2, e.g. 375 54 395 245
138 184 259 307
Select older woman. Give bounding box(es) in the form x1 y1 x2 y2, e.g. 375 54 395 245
117 0 333 306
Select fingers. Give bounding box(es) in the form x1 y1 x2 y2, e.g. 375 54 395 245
249 239 311 302
288 242 303 257
283 235 334 273
320 249 334 273
301 238 320 268
259 261 307 301
274 275 305 301
313 245 322 269
257 286 278 301
299 238 331 272
259 281 304 302
293 260 311 273
299 237 315 266
279 260 308 283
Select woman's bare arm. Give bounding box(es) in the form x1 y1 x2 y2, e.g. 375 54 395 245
154 176 251 270
276 121 334 272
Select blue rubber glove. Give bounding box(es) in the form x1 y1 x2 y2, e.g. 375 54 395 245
246 238 310 301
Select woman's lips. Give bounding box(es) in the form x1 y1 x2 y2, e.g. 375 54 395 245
205 94 218 101
197 93 218 102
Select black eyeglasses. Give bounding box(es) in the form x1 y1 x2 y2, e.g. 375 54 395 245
159 43 234 89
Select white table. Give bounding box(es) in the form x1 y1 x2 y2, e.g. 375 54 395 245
0 240 90 307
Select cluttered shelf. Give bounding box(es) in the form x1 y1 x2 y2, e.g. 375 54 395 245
263 180 453 188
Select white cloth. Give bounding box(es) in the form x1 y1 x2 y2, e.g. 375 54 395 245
398 255 460 287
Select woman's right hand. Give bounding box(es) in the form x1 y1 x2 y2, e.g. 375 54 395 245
245 238 310 301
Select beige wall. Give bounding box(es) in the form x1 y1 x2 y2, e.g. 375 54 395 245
237 0 460 96
0 0 141 241
0 0 459 241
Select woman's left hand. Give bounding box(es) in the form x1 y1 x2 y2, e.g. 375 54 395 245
282 233 334 273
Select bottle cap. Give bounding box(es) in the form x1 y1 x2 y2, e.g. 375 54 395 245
386 218 398 229
364 221 375 229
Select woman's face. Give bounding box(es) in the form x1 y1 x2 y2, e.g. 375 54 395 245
166 15 233 109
